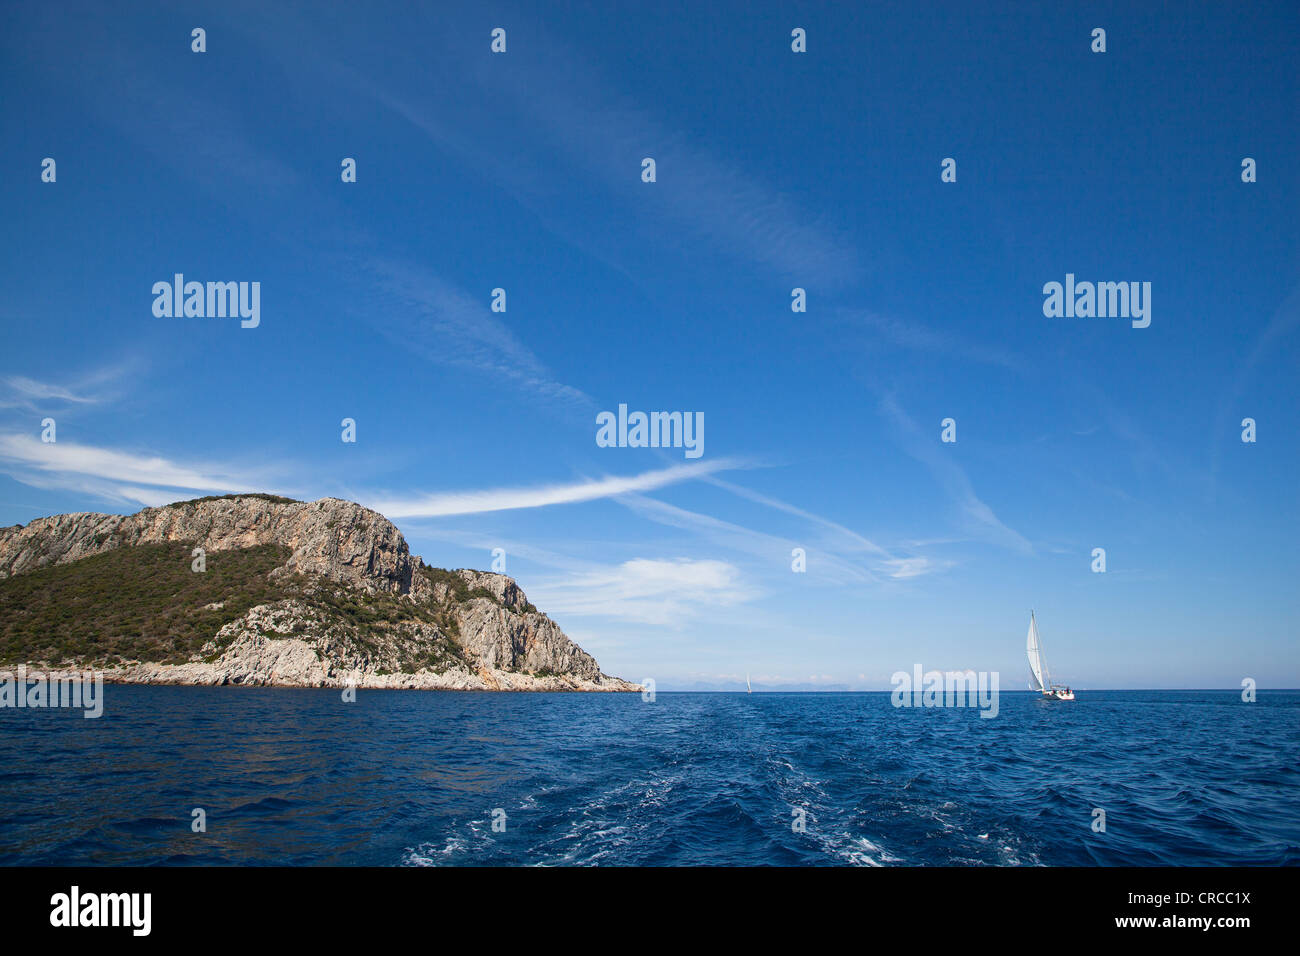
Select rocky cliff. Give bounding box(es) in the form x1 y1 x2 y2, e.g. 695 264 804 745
0 495 638 692
0 494 426 596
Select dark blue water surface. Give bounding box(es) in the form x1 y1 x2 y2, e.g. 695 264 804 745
0 687 1296 866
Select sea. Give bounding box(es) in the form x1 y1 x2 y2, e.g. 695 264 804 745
0 687 1296 866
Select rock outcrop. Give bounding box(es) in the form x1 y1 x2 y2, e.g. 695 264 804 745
456 597 602 679
100 600 622 692
0 495 637 692
0 495 427 597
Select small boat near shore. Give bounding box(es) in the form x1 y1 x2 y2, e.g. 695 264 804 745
1026 612 1075 701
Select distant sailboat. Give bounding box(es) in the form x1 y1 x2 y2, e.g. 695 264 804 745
1026 612 1075 701
746 673 752 694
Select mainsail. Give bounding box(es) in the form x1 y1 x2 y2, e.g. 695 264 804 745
1026 612 1048 691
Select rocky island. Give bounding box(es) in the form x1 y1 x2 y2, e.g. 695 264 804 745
0 494 638 692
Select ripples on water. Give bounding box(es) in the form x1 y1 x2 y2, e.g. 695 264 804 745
0 688 1296 866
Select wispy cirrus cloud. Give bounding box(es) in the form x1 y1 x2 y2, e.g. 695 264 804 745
0 422 751 523
518 88 856 285
618 491 947 585
1209 282 1300 496
361 258 595 410
532 557 755 626
368 458 749 519
839 309 1021 370
1 377 99 407
0 433 271 508
877 394 1032 554
12 8 297 195
703 475 892 557
496 32 858 285
296 8 858 287
0 363 138 412
877 557 938 579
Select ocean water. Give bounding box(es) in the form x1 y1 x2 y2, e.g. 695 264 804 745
0 686 1296 866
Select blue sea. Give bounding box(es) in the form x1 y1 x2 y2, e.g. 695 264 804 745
0 687 1296 866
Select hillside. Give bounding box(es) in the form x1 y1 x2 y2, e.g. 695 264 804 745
0 495 637 692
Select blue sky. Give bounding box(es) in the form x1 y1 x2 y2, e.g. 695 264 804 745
1 1 1296 688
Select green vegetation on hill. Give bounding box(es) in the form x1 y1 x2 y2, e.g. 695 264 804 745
166 493 301 507
419 566 529 608
0 542 505 674
0 542 293 665
420 566 474 602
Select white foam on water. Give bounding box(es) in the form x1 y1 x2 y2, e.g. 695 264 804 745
400 836 468 866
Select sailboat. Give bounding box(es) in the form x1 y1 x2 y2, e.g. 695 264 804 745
1026 612 1074 701
746 673 752 694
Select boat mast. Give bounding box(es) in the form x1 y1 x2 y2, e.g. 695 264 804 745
1035 611 1052 690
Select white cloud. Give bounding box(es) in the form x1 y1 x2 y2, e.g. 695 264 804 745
0 433 267 506
877 394 1032 554
841 309 1020 370
332 15 857 286
618 492 874 586
621 489 945 585
533 557 755 626
368 458 747 518
0 363 137 411
704 476 890 556
2 376 99 405
879 557 938 579
363 258 594 409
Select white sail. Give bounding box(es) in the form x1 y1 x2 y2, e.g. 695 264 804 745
746 673 752 693
1026 613 1048 691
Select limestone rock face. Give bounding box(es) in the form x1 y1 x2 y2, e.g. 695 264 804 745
0 495 426 598
454 569 526 611
99 598 635 691
455 600 603 680
0 495 637 692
